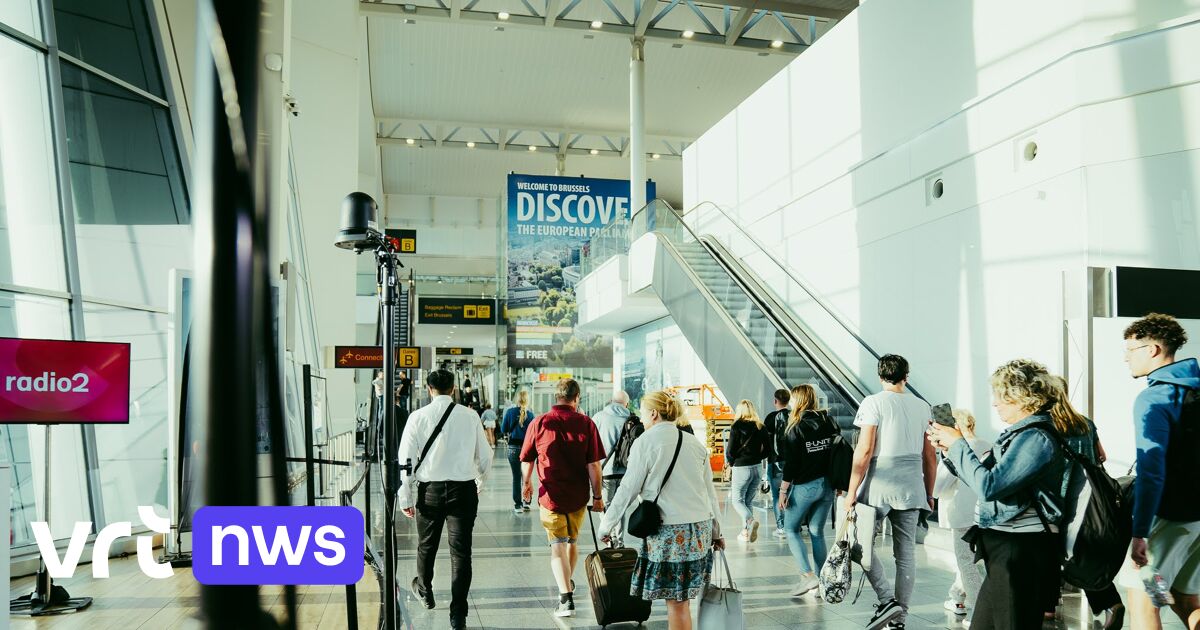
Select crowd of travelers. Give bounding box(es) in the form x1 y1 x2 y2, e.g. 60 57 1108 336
395 312 1200 630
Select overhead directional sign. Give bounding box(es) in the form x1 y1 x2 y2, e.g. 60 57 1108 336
385 229 417 254
418 297 496 325
332 346 424 369
436 347 473 356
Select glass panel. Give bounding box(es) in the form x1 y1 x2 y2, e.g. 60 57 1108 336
0 0 42 39
0 292 91 544
0 36 68 292
61 63 186 225
53 0 163 96
82 302 169 524
63 63 191 307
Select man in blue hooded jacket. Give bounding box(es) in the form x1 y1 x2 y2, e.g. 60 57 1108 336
1122 313 1200 629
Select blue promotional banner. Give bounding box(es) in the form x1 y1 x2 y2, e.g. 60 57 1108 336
506 174 655 368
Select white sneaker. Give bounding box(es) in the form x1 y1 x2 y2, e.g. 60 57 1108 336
748 520 760 543
791 572 819 597
736 531 750 542
944 600 967 615
773 528 787 539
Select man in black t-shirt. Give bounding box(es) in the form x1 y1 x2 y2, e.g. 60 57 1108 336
763 388 791 539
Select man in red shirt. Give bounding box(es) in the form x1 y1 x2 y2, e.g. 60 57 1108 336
520 378 605 618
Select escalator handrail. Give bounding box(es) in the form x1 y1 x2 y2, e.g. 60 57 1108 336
654 234 791 394
633 200 881 362
631 199 925 402
698 235 871 407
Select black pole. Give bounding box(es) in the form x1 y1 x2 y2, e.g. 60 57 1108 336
303 364 315 506
379 250 400 630
193 0 278 626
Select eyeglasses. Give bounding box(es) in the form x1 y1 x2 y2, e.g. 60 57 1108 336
1124 344 1153 355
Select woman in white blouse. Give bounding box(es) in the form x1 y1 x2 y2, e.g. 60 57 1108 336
600 390 725 630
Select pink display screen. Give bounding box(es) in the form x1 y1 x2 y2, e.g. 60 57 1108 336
0 337 131 424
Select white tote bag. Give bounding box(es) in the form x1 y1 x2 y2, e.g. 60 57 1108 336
698 549 743 630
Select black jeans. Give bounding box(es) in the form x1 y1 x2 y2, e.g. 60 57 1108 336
506 445 524 509
969 528 1061 630
1085 583 1123 614
416 480 479 619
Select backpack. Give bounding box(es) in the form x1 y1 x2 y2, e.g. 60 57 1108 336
796 411 852 491
606 414 644 471
1035 429 1133 591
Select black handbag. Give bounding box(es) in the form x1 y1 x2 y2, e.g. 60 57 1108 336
626 429 683 539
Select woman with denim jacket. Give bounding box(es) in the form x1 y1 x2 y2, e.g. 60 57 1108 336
927 359 1085 630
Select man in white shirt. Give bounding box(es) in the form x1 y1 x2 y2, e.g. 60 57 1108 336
845 354 936 630
399 369 493 630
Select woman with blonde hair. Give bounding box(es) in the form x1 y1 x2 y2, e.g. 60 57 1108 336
927 359 1076 629
932 408 991 622
725 399 769 542
500 390 536 514
775 384 839 596
600 390 725 630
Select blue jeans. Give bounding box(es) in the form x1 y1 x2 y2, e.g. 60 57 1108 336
730 465 762 526
506 445 523 509
768 463 784 529
783 477 835 574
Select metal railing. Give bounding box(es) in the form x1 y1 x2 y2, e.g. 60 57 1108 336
339 460 383 630
587 198 924 402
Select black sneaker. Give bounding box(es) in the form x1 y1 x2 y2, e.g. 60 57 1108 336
411 577 434 610
450 615 467 629
886 623 906 630
554 598 576 618
867 599 903 630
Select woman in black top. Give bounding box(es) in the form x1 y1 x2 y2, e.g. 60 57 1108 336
726 400 768 542
776 384 838 596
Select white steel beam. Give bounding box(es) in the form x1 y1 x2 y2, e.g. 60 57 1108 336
359 1 808 55
725 4 754 45
377 117 693 146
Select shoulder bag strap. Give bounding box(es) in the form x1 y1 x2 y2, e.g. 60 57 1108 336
653 429 684 502
601 419 628 470
412 402 456 476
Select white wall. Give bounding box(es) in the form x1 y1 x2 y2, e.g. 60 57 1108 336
384 194 501 260
286 0 364 435
684 0 1200 446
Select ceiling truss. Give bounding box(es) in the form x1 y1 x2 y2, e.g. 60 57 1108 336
360 0 845 54
378 117 691 160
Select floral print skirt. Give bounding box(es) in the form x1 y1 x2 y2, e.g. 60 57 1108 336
630 520 714 601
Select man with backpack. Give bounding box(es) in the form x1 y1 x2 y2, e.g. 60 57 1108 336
593 390 641 545
1121 313 1200 629
763 388 791 539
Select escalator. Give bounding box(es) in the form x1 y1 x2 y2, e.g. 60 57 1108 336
635 200 921 429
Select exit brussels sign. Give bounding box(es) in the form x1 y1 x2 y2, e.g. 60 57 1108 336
418 298 496 325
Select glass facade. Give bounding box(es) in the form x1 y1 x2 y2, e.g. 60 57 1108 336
0 0 191 552
0 35 67 292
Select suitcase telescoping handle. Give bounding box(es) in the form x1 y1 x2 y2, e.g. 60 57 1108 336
586 506 608 550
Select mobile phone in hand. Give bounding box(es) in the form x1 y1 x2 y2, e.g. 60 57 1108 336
931 403 955 427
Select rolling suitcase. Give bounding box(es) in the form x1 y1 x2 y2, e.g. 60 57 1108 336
585 509 652 628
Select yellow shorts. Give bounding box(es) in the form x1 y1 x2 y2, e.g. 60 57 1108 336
540 506 586 544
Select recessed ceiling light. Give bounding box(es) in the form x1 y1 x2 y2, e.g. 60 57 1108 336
770 40 784 48
682 30 694 38
466 141 476 148
590 20 603 28
405 138 415 145
497 11 510 20
589 149 599 155
528 145 538 151
652 153 661 159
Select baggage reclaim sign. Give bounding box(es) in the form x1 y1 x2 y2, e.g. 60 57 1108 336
418 298 496 325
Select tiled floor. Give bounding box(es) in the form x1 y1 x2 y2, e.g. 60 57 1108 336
10 445 1187 629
